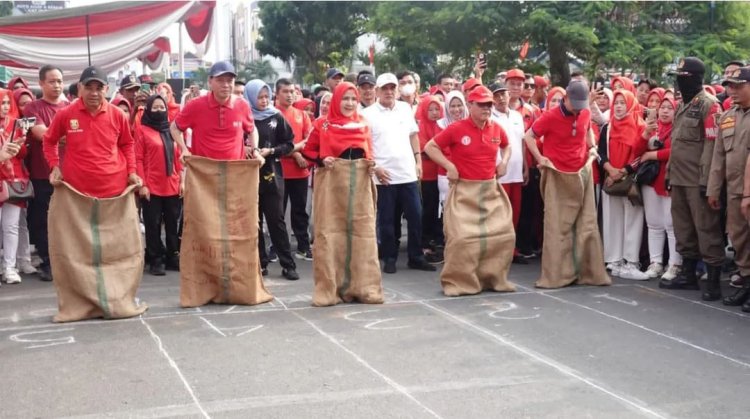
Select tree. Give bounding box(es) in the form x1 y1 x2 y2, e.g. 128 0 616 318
256 2 371 82
238 59 278 83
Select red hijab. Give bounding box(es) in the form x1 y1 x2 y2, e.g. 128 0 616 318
293 98 315 114
608 90 645 168
416 95 444 148
658 97 676 144
322 82 371 157
611 76 636 95
545 86 566 110
645 88 665 108
0 88 19 134
157 82 180 121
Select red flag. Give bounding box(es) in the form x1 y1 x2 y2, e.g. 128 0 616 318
368 43 375 66
519 39 530 61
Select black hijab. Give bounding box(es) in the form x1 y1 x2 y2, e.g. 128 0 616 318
141 95 175 176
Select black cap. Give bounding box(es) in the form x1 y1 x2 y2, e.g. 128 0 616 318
209 61 237 78
722 66 750 86
357 73 376 86
80 66 107 85
326 68 344 80
489 81 507 93
119 74 140 90
671 57 705 76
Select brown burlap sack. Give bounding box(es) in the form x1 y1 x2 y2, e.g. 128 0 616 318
49 183 147 323
180 156 273 307
311 159 383 307
536 157 611 288
441 179 516 297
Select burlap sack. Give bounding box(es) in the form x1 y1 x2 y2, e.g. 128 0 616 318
180 157 273 307
536 157 611 288
49 183 147 323
311 159 383 307
441 179 516 296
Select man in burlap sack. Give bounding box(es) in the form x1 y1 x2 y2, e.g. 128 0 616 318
170 61 272 307
523 80 611 289
43 66 147 322
425 86 517 297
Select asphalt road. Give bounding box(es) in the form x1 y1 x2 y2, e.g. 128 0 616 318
0 255 748 419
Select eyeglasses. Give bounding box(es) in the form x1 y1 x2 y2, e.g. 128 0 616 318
524 83 535 89
475 102 493 109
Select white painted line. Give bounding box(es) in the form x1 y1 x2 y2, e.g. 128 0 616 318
538 291 750 370
292 311 443 419
592 293 639 306
198 316 226 337
140 317 210 419
419 301 668 419
633 284 750 318
235 325 263 337
222 305 237 314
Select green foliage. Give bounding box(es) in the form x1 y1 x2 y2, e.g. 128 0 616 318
256 1 370 82
238 60 278 83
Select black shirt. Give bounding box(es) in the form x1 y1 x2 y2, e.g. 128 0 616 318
255 113 294 187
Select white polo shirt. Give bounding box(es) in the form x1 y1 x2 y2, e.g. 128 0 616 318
361 100 420 185
492 107 525 183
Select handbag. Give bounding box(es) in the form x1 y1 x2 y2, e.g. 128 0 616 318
603 174 634 196
635 160 659 186
4 179 33 201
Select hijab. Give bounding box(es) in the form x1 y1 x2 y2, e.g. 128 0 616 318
645 88 665 108
416 95 444 147
8 76 28 90
611 76 636 95
244 79 278 121
293 98 315 114
0 88 19 135
324 82 370 144
437 91 467 129
141 95 175 176
545 86 566 110
12 88 34 114
658 97 676 144
610 90 644 147
156 82 180 120
111 95 132 115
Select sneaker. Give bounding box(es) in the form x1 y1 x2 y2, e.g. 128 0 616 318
282 268 300 281
618 262 650 281
661 265 681 281
606 261 623 277
645 262 664 279
425 252 444 265
30 255 42 268
261 267 269 276
4 269 21 284
268 247 279 263
38 265 53 282
408 259 437 272
18 262 38 275
295 249 313 261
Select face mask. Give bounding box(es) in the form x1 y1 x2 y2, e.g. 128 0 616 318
676 74 703 102
150 110 167 123
400 84 416 96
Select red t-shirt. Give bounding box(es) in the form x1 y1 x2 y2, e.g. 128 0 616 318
278 105 311 179
532 106 591 172
432 118 508 180
135 125 183 197
23 98 70 180
174 94 255 160
43 100 136 198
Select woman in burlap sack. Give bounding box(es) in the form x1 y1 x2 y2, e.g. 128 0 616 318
301 82 383 307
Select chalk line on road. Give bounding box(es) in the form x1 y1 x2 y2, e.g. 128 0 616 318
419 300 668 419
292 310 444 419
633 284 750 318
140 317 210 419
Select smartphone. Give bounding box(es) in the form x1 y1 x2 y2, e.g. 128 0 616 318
645 108 656 122
11 117 35 143
476 52 487 69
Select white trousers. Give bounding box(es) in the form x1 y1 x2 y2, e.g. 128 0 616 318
642 185 682 266
437 175 449 217
1 203 22 271
602 192 644 264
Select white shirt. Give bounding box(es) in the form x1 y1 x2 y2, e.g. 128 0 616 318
492 107 525 183
361 101 420 185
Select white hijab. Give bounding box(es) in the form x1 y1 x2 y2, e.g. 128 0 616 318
437 91 468 129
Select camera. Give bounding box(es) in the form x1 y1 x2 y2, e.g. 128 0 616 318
648 136 664 150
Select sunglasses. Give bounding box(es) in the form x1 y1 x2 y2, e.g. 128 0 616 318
524 83 535 89
475 102 493 109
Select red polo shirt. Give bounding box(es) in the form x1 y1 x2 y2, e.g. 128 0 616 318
174 93 254 160
531 106 591 172
43 100 135 198
24 98 70 180
432 118 508 180
278 105 311 179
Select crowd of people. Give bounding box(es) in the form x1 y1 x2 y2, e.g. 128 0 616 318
2 53 750 320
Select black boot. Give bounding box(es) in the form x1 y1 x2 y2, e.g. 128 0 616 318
701 265 722 301
723 277 750 306
149 257 166 276
660 258 699 290
742 298 750 313
165 252 180 271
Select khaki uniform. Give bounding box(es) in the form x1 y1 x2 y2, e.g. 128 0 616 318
708 106 750 275
668 91 724 265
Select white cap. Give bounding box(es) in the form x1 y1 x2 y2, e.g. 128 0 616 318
376 73 398 88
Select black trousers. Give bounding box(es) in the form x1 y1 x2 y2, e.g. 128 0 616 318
27 179 53 264
259 183 295 270
420 180 443 246
517 168 543 254
142 195 181 264
283 178 311 252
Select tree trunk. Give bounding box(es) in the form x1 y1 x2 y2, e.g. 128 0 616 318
548 37 570 87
